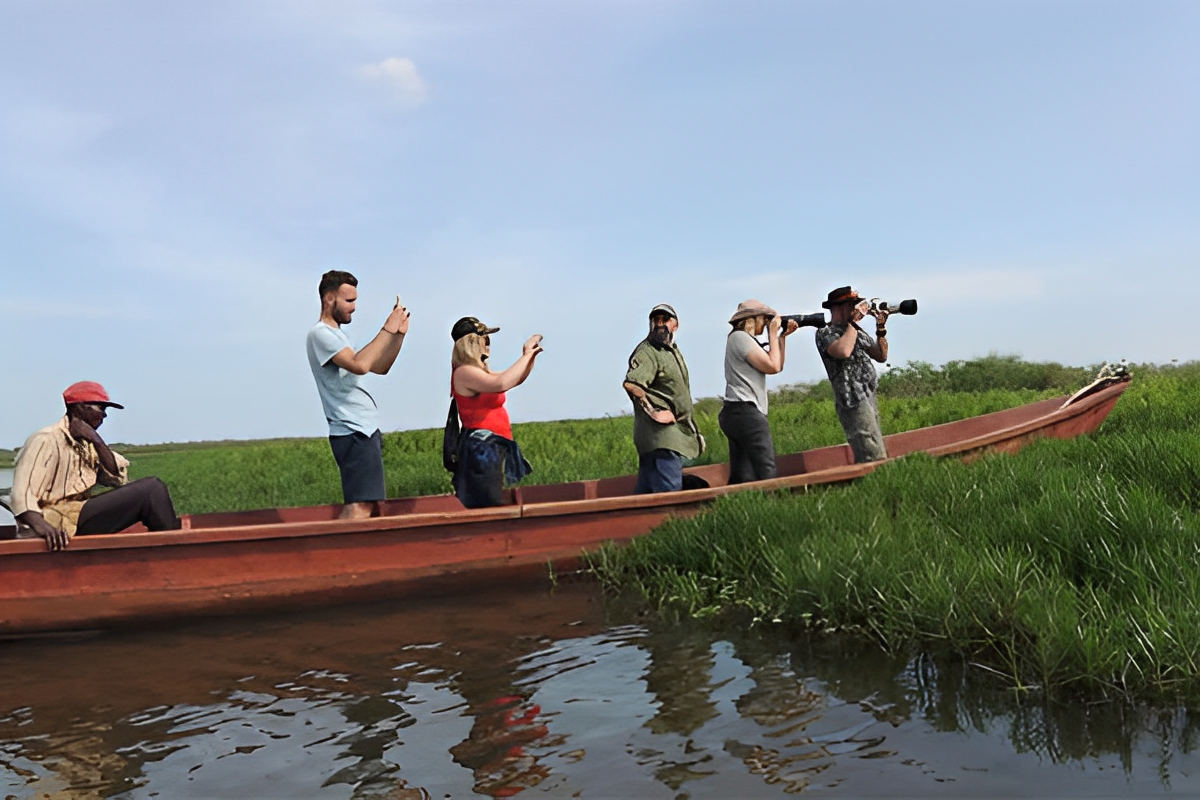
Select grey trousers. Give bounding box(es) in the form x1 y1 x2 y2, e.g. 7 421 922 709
836 394 888 464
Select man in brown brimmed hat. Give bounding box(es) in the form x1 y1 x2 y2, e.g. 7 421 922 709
814 286 892 463
623 303 704 493
9 381 181 550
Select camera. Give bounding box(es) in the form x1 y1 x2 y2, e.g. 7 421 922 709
779 312 827 330
868 298 918 317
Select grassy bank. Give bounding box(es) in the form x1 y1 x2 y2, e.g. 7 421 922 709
588 361 1200 701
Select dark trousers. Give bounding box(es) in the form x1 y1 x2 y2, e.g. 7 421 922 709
635 449 683 494
76 477 181 535
719 401 777 484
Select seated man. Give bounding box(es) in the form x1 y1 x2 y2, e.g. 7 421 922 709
11 381 181 551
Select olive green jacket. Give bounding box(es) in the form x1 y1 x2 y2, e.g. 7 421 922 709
624 338 703 459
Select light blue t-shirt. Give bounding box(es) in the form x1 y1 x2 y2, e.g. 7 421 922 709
306 322 379 437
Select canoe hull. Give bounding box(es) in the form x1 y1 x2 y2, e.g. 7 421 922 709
0 377 1131 635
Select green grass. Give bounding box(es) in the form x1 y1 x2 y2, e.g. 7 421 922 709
115 354 1129 516
121 372 1075 515
588 361 1200 701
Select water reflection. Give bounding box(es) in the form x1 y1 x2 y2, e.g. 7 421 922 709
2 580 1200 798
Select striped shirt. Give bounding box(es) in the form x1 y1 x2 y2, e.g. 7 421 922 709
11 416 129 535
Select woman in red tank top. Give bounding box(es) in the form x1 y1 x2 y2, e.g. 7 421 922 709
449 316 544 508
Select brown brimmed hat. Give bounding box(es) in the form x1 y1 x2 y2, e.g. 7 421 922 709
821 286 863 309
728 299 776 326
451 316 500 342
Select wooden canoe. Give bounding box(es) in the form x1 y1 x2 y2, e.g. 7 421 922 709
0 376 1130 635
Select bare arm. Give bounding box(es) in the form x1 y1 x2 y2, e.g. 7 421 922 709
16 510 69 551
330 302 411 375
68 416 119 479
824 325 859 361
742 316 790 375
623 381 677 424
865 334 888 363
864 308 890 363
825 301 873 360
454 335 544 396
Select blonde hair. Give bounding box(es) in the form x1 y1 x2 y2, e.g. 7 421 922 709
733 316 762 334
452 333 489 371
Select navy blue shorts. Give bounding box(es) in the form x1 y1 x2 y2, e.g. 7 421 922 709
329 429 386 503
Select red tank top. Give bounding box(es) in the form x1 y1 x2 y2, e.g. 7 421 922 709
452 370 513 440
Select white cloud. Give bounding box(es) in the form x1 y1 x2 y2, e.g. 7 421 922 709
357 56 426 108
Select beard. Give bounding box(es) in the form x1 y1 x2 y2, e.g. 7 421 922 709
648 324 673 347
332 301 353 325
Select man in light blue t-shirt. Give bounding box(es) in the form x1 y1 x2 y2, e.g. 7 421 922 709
306 270 410 519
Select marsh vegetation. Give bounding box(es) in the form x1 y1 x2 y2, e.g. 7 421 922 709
590 359 1200 701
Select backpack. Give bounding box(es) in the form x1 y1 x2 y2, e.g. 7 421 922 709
442 398 460 473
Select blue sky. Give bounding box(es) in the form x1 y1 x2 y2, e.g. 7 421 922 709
3 0 1197 448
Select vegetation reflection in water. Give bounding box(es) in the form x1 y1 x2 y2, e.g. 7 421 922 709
3 584 1200 798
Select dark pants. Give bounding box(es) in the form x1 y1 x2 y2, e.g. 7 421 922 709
329 430 386 503
635 449 683 494
718 401 777 484
76 477 181 535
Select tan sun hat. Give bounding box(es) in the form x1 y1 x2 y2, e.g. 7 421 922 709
728 299 776 326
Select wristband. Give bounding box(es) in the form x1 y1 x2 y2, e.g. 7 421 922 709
875 328 887 337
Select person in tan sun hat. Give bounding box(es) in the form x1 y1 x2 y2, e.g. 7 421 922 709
720 300 800 484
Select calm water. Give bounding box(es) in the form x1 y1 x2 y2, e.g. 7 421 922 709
3 579 1200 799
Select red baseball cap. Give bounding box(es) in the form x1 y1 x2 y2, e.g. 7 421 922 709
62 381 124 409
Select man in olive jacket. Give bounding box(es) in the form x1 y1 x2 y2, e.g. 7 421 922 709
623 303 705 493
